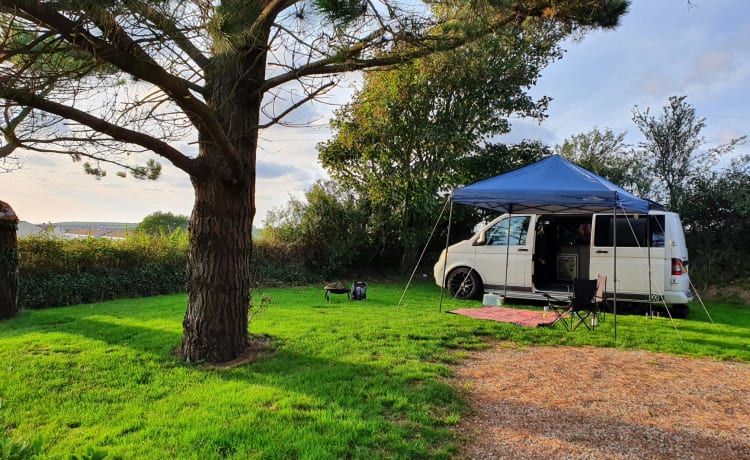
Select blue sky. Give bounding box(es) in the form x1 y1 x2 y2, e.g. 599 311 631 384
1 1 748 225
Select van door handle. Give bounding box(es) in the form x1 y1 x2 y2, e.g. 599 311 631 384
596 250 609 254
518 248 528 252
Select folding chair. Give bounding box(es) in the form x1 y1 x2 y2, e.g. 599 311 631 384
544 278 601 331
570 279 599 331
594 273 607 324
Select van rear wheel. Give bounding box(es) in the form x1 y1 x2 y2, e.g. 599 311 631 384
447 268 482 300
668 304 689 319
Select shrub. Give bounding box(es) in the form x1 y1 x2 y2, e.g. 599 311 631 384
18 232 188 309
17 230 328 309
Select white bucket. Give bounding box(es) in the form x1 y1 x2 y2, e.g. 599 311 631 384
482 294 500 306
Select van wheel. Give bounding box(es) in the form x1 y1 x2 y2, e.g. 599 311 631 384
668 304 689 319
447 268 482 300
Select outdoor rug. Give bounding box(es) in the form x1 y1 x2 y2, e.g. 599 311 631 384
448 306 560 328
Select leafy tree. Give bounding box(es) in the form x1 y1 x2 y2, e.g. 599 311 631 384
555 127 651 195
679 154 750 287
0 0 629 362
263 180 369 275
632 95 746 210
318 11 619 267
136 211 189 235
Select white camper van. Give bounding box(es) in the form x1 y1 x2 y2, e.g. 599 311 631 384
434 210 693 317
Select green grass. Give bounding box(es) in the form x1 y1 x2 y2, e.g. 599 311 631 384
1 281 749 459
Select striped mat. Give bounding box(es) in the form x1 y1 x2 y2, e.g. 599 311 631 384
448 306 560 328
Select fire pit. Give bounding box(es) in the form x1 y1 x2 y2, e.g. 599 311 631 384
324 282 350 302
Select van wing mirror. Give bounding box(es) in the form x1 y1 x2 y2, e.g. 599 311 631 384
474 232 487 246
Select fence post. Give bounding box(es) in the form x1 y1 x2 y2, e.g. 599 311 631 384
0 200 19 320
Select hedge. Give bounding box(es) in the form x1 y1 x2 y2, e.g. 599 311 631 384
17 232 324 309
18 232 188 309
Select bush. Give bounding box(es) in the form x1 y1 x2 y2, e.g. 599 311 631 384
251 239 321 285
679 155 750 289
18 232 188 309
17 230 329 309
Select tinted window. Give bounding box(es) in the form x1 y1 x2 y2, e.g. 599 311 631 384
594 215 666 248
486 216 531 246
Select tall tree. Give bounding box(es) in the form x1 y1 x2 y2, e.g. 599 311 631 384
555 127 650 195
632 95 745 210
0 0 629 362
318 14 611 266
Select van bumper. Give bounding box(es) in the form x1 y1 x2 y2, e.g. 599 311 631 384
433 255 447 287
662 290 694 305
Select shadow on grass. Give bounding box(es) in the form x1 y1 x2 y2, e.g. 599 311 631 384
67 317 182 355
59 316 465 457
206 348 465 458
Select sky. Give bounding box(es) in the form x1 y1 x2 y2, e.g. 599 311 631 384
1 1 748 225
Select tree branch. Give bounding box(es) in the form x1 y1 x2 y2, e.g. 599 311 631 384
6 0 244 180
258 81 335 129
0 85 199 176
125 0 211 70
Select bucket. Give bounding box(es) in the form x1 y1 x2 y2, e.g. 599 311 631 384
482 294 500 306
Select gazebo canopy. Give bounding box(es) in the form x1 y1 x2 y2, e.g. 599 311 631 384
452 155 651 214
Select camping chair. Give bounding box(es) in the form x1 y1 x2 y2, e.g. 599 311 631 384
571 275 608 330
544 278 602 331
593 273 607 324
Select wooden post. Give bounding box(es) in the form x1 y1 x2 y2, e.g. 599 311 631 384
0 200 19 320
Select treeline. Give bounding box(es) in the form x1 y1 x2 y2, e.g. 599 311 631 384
17 151 748 310
678 156 750 289
260 157 750 292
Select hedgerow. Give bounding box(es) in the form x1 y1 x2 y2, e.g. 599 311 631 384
18 232 188 309
17 232 324 309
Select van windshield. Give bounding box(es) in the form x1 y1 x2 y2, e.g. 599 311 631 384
593 215 665 248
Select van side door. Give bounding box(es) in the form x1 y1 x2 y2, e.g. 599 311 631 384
473 215 535 292
590 214 667 299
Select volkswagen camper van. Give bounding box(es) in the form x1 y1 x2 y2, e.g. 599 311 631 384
434 210 693 317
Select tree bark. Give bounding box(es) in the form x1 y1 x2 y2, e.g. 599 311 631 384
179 44 264 363
0 201 19 321
180 173 255 363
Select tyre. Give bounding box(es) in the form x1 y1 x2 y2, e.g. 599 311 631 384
668 304 690 319
447 267 483 300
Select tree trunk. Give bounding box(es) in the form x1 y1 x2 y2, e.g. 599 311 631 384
0 201 19 321
179 25 267 363
180 174 255 363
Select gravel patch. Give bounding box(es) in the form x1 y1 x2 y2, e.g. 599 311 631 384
453 343 750 459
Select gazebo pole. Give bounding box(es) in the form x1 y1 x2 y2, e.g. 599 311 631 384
503 205 513 300
647 215 653 318
438 199 454 313
613 204 618 341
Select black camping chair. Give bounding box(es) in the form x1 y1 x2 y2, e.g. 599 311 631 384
545 278 603 331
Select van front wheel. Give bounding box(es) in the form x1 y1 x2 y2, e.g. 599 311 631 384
447 268 482 300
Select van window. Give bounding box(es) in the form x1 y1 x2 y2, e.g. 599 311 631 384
594 215 666 248
486 216 531 246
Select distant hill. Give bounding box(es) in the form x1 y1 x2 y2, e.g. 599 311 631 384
45 221 264 238
50 222 139 231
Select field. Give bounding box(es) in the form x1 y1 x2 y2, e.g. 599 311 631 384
1 281 748 458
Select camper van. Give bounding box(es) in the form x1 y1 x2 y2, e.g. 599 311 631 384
433 210 693 317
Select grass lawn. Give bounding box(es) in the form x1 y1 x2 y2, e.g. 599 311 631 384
1 281 749 459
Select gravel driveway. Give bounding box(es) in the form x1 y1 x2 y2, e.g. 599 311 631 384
453 343 750 459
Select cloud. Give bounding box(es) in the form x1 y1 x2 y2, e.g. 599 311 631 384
257 160 310 180
691 50 732 82
498 119 558 145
